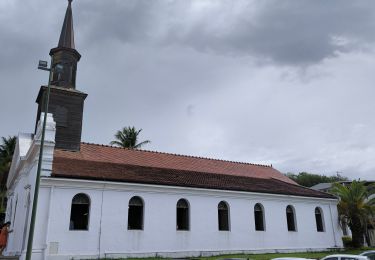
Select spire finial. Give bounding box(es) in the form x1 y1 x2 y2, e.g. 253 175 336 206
57 0 75 49
49 0 80 89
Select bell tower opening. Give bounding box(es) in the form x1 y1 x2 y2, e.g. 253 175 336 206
35 0 87 151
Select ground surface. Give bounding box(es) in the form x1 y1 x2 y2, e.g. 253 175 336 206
119 248 375 260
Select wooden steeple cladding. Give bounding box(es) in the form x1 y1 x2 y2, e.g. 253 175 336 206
50 0 80 89
35 0 87 151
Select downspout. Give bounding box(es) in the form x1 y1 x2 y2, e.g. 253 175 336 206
329 204 338 247
98 185 105 258
43 186 54 260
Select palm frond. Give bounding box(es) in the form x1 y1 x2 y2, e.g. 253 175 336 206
332 180 375 247
133 140 151 149
110 126 150 149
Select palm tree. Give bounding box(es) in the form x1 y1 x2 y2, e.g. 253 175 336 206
331 180 375 248
110 127 150 149
0 136 16 220
0 136 17 179
0 136 17 193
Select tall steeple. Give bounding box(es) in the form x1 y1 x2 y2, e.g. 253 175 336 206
58 0 75 49
49 0 81 89
35 0 87 151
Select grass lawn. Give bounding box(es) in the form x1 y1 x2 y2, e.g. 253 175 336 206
196 248 371 260
119 247 375 260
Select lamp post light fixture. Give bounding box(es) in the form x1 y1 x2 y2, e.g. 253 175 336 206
38 60 49 71
25 59 56 260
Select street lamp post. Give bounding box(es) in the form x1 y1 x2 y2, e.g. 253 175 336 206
25 59 55 260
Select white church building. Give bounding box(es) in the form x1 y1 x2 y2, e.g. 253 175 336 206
5 1 343 260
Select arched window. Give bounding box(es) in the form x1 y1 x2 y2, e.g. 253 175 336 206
254 203 265 231
69 193 90 230
176 199 189 230
315 207 324 232
286 205 297 231
218 201 230 231
128 196 144 230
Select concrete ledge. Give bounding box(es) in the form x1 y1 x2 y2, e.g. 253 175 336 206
0 257 20 260
43 247 344 260
101 247 342 259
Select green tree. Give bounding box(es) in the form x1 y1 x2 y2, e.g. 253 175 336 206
331 180 375 248
110 127 150 149
286 172 349 187
0 136 16 185
0 136 16 221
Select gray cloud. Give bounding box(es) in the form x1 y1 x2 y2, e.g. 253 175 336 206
75 0 375 65
1 0 375 181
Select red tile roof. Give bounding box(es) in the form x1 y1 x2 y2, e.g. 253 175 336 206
54 143 295 183
51 143 334 199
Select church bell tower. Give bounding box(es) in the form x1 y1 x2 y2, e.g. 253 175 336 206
35 0 87 151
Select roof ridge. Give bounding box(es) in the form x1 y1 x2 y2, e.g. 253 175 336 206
52 157 335 199
271 178 335 196
54 157 265 179
80 142 272 168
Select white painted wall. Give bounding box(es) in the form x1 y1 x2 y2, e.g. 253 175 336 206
5 113 56 260
5 114 343 260
39 178 343 260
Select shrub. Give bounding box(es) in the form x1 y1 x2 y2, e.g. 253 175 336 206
342 236 353 248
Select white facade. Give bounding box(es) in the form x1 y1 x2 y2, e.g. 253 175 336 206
5 115 343 260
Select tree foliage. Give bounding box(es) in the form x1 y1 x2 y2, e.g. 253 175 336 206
0 136 16 187
110 126 150 149
285 172 349 187
331 180 375 248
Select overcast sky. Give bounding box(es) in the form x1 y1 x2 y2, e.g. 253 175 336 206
1 0 375 180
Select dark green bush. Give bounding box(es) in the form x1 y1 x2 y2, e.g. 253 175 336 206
342 236 353 248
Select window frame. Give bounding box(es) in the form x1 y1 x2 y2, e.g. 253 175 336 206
315 207 325 232
176 198 190 231
127 196 144 230
69 193 91 231
12 195 18 228
254 203 265 231
218 201 230 231
286 205 297 232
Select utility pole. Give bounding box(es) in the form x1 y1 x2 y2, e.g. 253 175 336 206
25 59 62 260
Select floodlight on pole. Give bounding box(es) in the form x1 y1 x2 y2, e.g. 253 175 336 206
25 58 55 260
38 60 49 71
